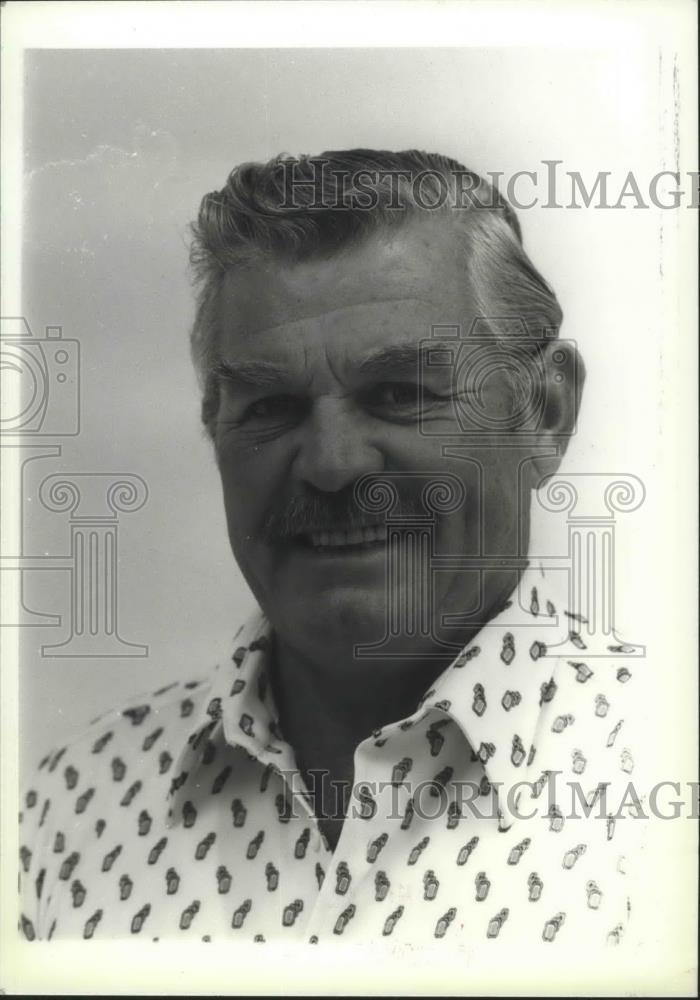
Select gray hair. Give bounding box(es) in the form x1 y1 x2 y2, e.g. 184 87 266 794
189 149 563 436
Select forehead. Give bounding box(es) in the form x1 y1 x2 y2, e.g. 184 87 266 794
217 219 480 360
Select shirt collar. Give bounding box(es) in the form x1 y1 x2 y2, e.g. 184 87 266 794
164 613 293 827
165 563 576 829
420 562 573 828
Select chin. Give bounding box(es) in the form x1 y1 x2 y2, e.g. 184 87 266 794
279 585 390 650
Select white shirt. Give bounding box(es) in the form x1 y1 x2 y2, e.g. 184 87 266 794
19 564 641 945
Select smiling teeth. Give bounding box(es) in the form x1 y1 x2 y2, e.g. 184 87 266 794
308 525 385 548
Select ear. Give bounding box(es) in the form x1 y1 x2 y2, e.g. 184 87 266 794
528 339 586 483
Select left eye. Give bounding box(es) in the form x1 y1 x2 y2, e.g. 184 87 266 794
366 382 420 407
363 382 442 412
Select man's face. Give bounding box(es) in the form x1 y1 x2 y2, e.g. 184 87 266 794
213 219 540 660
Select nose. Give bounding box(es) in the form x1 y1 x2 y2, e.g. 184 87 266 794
292 397 383 494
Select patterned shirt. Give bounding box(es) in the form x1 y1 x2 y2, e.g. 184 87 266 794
19 564 641 946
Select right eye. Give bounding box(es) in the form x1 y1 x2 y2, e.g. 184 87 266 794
239 394 306 425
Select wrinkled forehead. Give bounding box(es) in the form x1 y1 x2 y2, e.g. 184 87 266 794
216 221 480 355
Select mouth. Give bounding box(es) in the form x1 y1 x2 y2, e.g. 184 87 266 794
294 524 387 553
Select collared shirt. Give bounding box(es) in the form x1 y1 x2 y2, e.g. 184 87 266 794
18 565 641 946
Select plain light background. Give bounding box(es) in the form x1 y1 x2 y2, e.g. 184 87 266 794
3 3 696 996
19 46 666 762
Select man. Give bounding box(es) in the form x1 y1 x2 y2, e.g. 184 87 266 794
19 150 638 945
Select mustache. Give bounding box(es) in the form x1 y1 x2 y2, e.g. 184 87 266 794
260 488 427 543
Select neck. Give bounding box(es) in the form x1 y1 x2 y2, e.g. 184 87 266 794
269 566 522 754
266 568 522 849
270 636 457 757
269 632 465 850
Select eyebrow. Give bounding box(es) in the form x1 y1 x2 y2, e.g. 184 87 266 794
211 341 458 390
357 342 459 378
357 344 423 377
211 359 295 389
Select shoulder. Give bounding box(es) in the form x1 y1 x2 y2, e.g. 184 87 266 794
20 672 215 829
17 671 219 941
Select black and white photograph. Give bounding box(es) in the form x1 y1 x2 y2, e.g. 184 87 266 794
1 1 697 994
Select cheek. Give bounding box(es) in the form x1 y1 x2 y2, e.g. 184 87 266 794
217 442 296 544
442 450 523 533
482 467 518 521
216 458 260 537
482 454 532 548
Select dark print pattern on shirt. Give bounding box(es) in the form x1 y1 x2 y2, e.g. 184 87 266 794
19 566 640 945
